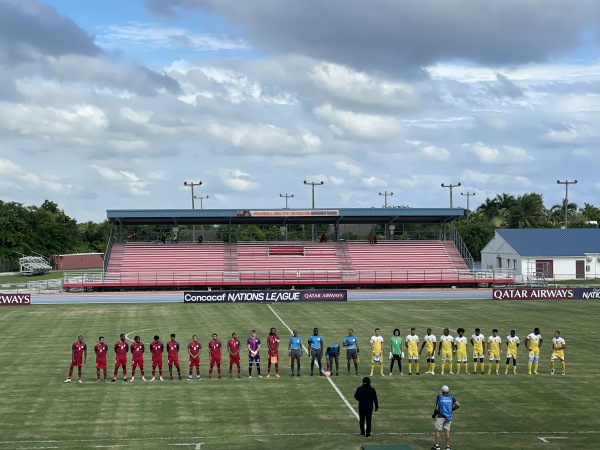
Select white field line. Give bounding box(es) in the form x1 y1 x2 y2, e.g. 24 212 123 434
2 430 599 447
124 329 151 342
267 304 360 421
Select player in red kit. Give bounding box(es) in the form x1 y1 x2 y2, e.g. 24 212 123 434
208 333 222 379
150 335 164 381
65 335 87 383
187 335 202 381
130 335 146 382
167 333 181 380
111 333 129 382
227 332 241 378
267 327 281 378
94 336 108 382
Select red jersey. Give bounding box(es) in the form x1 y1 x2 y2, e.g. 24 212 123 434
95 343 108 361
267 335 280 353
227 339 240 355
208 340 222 358
72 341 87 360
131 342 145 360
114 340 129 356
150 341 164 358
188 341 201 358
167 340 180 357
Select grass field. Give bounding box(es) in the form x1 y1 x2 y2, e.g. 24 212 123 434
0 297 598 450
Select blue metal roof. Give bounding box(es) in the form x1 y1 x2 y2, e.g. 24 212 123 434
106 207 464 226
497 228 600 257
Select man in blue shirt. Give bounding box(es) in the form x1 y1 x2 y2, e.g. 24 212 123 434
432 385 460 450
325 343 340 376
343 328 360 376
307 327 324 376
288 329 303 377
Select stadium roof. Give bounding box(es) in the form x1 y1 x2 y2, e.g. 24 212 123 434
107 207 464 226
497 228 600 257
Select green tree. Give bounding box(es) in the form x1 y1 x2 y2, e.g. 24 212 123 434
454 212 495 261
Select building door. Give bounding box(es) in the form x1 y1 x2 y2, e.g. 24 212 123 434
576 260 585 279
536 260 553 278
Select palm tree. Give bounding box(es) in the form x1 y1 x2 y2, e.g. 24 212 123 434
509 193 546 228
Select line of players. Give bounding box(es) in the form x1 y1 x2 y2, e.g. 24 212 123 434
63 326 567 383
65 329 278 383
402 326 566 376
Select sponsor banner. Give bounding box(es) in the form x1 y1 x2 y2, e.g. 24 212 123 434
237 210 339 217
0 293 31 306
492 287 600 300
184 289 347 303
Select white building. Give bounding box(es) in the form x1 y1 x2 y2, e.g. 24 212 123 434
481 228 600 283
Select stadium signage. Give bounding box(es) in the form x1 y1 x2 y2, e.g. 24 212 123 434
0 293 31 306
183 289 347 303
492 287 600 300
237 210 339 217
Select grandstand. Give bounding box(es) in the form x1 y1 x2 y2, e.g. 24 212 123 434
61 207 514 291
19 255 52 276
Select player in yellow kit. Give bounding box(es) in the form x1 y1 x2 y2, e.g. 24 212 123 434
405 327 420 375
550 330 566 375
454 328 468 374
369 328 385 376
471 328 485 374
505 329 520 374
487 329 502 374
419 327 436 375
525 327 543 375
438 328 454 375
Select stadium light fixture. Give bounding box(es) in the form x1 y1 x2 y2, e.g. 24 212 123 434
557 179 577 228
441 182 461 208
183 181 203 209
194 195 209 210
379 191 394 208
279 193 294 209
461 191 476 218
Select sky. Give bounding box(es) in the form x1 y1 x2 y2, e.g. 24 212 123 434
1 0 599 223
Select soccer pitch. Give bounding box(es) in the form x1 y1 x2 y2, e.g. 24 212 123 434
0 297 598 450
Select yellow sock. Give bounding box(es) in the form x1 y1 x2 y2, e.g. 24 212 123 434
505 363 509 373
495 362 500 372
561 361 565 373
464 362 468 373
415 362 419 373
488 362 493 373
513 365 517 374
456 362 460 374
408 362 412 374
370 362 374 374
550 360 555 371
441 361 445 373
380 364 383 375
533 363 539 373
528 362 532 374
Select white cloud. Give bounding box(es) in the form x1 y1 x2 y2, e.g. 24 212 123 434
0 158 21 174
335 161 362 176
466 142 533 165
218 169 259 192
314 104 404 140
361 176 387 188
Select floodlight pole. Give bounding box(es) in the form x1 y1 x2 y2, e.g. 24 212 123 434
279 193 294 209
441 182 461 208
557 179 577 228
461 191 476 218
379 191 394 208
194 195 209 210
183 181 203 210
304 180 324 241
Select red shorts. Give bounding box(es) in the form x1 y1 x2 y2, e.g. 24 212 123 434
152 357 163 368
168 356 179 366
70 359 83 368
132 358 144 369
189 357 200 368
96 360 107 370
210 356 221 367
229 354 240 365
115 355 127 367
268 351 279 363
